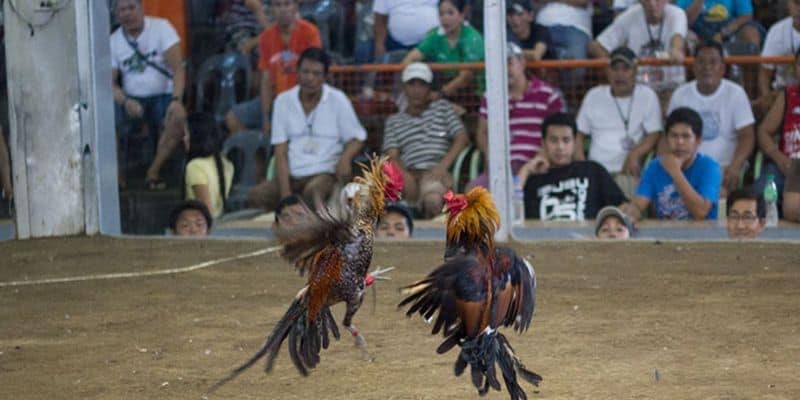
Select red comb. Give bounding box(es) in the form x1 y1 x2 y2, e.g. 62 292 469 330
443 190 468 218
382 160 404 201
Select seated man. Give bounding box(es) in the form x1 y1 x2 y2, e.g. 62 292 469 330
225 0 321 135
726 187 765 239
668 41 755 194
756 0 800 111
247 48 367 211
518 112 629 221
677 0 762 50
506 0 549 61
589 0 687 99
784 159 800 223
626 107 722 221
595 206 634 239
111 0 187 189
376 202 414 239
576 46 662 199
383 63 469 219
468 42 565 190
168 200 212 236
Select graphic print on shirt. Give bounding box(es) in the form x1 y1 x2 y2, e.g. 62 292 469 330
537 177 589 220
122 49 158 74
698 109 721 141
656 183 690 219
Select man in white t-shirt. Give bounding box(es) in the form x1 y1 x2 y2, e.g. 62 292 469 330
110 0 186 189
576 47 662 199
757 0 800 112
372 0 439 60
589 0 687 94
668 41 755 193
247 48 367 211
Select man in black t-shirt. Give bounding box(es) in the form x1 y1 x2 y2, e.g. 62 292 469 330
506 0 550 61
518 112 629 220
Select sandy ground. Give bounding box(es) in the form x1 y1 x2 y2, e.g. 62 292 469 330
1 237 799 399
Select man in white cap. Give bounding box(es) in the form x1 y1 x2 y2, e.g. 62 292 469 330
382 62 469 218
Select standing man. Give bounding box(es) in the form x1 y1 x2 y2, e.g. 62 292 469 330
225 0 322 135
372 0 440 61
668 41 755 194
247 48 366 211
626 107 722 221
111 0 186 189
382 63 469 218
576 46 662 199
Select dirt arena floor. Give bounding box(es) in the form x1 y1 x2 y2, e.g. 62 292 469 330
1 237 799 399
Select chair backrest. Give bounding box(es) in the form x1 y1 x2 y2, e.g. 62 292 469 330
195 52 253 123
223 130 269 187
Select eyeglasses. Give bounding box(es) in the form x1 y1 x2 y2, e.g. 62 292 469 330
728 213 759 223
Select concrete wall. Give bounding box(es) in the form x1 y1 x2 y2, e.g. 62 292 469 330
4 1 119 238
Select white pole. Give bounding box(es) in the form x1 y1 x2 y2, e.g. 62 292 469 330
483 0 512 241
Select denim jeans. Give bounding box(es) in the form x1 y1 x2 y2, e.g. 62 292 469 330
115 93 171 170
546 25 590 87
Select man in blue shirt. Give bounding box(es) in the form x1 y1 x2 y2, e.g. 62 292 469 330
625 107 722 220
676 0 762 50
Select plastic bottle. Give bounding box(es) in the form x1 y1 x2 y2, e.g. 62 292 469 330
764 174 779 227
512 176 525 226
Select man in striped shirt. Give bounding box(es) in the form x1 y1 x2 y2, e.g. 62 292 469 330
468 42 565 190
382 62 470 219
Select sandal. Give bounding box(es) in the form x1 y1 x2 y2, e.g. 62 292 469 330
145 177 167 191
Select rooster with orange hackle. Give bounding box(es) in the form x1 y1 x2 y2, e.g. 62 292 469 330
209 156 403 393
399 187 541 400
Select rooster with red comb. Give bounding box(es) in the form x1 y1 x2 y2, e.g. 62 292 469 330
209 156 403 393
400 187 541 400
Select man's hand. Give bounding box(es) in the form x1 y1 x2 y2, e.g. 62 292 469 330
722 163 742 192
336 158 353 182
669 47 685 64
165 100 186 125
124 98 144 119
660 153 683 177
622 153 642 177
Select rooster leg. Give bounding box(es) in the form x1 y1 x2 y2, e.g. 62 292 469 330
343 298 373 361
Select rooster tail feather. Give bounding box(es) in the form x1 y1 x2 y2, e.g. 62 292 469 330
206 297 307 394
452 331 541 399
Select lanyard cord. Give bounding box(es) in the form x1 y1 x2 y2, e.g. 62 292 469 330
645 18 664 49
611 88 635 133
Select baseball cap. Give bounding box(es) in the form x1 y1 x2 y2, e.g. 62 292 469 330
609 46 637 67
595 206 634 236
507 0 532 14
401 62 433 84
507 42 524 59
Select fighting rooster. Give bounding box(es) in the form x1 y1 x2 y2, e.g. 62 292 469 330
399 187 541 400
209 156 403 392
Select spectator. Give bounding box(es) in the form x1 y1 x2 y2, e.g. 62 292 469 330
0 127 11 201
589 0 687 97
272 194 310 229
247 48 367 211
383 62 469 218
756 48 800 204
354 0 376 64
506 0 549 61
726 187 765 239
626 107 722 221
373 0 440 61
111 0 187 190
576 46 662 199
183 113 234 219
667 41 755 194
535 0 593 63
595 205 634 239
676 0 762 50
221 0 272 55
468 42 565 190
402 0 485 98
784 159 800 222
613 0 639 15
376 202 414 239
757 0 800 111
519 112 629 221
169 200 212 236
225 0 322 135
